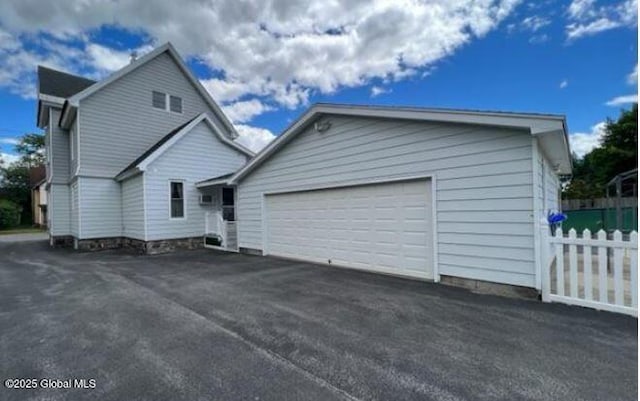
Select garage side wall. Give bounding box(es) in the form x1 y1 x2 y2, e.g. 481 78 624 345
237 116 536 287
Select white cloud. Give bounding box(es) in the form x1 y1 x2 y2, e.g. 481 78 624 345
370 86 391 97
627 64 638 85
86 43 154 74
528 33 549 44
0 0 521 108
0 151 20 166
0 137 19 145
521 15 551 31
566 0 637 40
605 94 638 106
569 121 606 157
234 124 275 152
222 99 273 123
559 79 568 89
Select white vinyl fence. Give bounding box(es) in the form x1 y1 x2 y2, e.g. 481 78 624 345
541 227 638 317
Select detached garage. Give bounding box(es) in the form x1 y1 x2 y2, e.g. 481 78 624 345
227 104 571 292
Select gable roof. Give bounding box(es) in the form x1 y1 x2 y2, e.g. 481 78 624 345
229 103 572 184
60 42 237 138
37 66 96 99
116 113 254 181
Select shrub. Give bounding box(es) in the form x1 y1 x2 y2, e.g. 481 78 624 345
0 199 22 229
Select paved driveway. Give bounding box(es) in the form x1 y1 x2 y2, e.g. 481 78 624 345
0 241 636 401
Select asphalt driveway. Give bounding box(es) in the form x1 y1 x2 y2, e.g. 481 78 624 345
0 240 636 401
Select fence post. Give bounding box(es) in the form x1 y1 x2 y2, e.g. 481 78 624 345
540 222 551 302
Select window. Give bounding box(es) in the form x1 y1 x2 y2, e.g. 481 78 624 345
152 91 166 109
169 95 182 113
222 187 235 221
170 181 185 219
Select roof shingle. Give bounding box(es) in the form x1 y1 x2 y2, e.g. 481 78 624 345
37 66 96 99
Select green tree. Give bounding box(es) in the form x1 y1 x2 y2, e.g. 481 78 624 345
15 133 45 167
563 104 638 199
0 163 31 224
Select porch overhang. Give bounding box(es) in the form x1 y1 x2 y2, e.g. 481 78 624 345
196 173 235 189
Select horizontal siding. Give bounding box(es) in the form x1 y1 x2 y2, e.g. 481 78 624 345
70 181 79 236
238 115 536 287
50 108 70 184
79 177 122 239
70 119 78 177
80 52 233 177
49 184 70 235
122 174 145 240
145 121 248 240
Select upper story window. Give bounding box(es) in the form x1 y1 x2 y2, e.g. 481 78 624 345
152 91 183 114
169 95 182 113
152 91 166 109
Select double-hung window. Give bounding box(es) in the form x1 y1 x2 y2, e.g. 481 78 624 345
170 181 185 219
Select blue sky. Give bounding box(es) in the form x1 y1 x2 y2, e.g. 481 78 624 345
0 0 637 163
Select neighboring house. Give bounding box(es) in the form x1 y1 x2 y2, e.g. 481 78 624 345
200 104 571 292
29 165 47 227
37 41 572 293
37 43 253 252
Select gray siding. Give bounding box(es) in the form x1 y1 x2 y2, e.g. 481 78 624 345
70 181 79 236
122 174 145 240
145 121 247 241
49 108 70 183
78 177 122 239
49 184 70 235
237 116 536 287
79 52 232 177
70 119 78 176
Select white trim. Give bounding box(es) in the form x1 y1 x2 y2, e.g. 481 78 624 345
73 108 81 177
229 104 570 184
430 174 440 282
77 178 82 239
260 174 437 280
168 179 187 220
532 138 543 291
47 110 53 185
196 177 232 188
66 42 237 138
143 173 148 241
38 94 65 104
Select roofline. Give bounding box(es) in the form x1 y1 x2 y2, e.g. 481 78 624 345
115 113 254 181
62 42 238 137
229 103 571 183
195 178 232 188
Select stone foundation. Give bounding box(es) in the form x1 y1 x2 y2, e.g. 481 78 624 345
50 235 73 247
144 236 203 255
49 235 204 255
440 275 539 300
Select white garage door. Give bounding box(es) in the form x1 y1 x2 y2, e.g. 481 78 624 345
265 179 433 279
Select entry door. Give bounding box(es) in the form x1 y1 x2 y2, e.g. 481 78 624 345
265 179 433 279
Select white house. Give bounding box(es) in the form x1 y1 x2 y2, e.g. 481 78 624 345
37 43 253 252
38 42 572 293
199 104 571 293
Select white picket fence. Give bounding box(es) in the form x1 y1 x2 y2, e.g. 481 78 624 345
541 227 638 317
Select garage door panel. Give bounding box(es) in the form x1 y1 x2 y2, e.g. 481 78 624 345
266 179 433 279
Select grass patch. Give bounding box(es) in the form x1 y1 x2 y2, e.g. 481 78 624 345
0 227 45 236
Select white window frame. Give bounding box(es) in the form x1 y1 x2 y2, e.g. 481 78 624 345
152 91 183 114
169 180 187 220
152 90 167 110
169 95 183 114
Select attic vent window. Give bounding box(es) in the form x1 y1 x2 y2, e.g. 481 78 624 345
152 91 166 109
170 95 182 113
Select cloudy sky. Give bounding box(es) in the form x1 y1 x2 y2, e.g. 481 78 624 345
0 0 637 164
